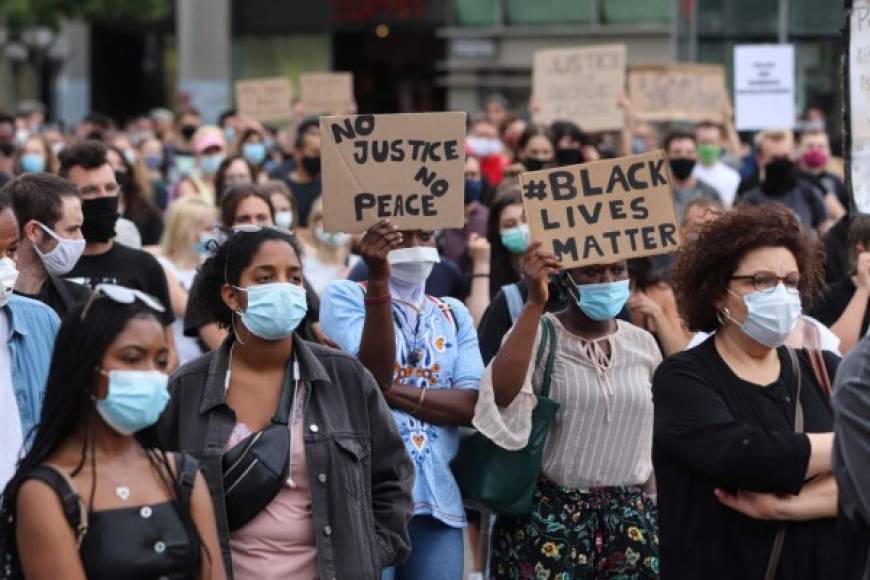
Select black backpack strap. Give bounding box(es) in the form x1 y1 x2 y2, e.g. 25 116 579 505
49 275 76 312
173 453 199 510
26 465 88 548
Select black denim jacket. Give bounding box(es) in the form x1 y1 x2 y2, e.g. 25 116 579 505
157 336 414 580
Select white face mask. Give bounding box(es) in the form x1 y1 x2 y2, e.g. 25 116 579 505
314 225 351 248
724 284 802 348
275 210 294 231
0 257 19 307
34 222 86 276
388 246 440 284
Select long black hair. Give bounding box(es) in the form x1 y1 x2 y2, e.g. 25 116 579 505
0 298 203 577
486 187 525 299
192 226 304 329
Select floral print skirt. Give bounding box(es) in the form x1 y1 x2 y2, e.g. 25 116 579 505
491 478 659 579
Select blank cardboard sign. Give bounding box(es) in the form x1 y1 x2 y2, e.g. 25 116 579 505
628 64 727 123
300 72 356 115
235 77 293 122
519 150 680 268
320 112 467 233
533 44 626 132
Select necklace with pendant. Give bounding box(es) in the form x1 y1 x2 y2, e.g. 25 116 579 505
103 465 131 501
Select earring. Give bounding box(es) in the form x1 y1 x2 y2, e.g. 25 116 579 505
231 312 247 346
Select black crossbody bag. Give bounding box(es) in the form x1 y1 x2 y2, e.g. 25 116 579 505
222 358 299 531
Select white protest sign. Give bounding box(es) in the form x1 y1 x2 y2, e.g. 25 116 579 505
320 112 466 233
734 44 795 131
850 1 870 213
533 44 626 132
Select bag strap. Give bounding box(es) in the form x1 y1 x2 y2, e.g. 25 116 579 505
175 453 198 510
536 317 557 399
49 275 76 312
765 348 805 580
27 465 88 548
270 357 299 426
503 283 524 324
806 348 832 397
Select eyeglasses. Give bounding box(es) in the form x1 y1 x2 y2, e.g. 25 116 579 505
730 271 800 293
81 283 165 321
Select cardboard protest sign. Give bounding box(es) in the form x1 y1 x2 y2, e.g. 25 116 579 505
533 44 626 132
300 72 356 115
628 64 727 123
320 112 466 233
519 150 679 268
734 44 795 131
848 0 870 213
234 77 293 122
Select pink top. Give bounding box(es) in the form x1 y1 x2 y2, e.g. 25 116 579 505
228 385 319 579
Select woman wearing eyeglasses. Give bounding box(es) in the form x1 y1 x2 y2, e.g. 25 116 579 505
158 227 414 580
653 205 862 580
0 285 225 579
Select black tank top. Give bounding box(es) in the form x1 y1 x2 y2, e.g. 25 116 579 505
25 453 201 580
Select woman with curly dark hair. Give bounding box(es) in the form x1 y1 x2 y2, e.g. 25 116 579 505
652 205 861 580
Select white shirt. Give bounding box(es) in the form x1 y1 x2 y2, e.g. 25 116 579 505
157 256 203 366
474 316 661 488
0 310 23 490
693 161 741 207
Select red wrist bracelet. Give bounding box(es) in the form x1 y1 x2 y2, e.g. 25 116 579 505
364 293 391 306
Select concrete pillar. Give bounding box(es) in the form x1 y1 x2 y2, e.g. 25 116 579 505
177 0 231 123
53 20 90 128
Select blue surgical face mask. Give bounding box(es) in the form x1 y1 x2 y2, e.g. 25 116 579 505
568 277 630 321
20 153 46 173
95 369 170 435
235 282 308 340
725 283 802 348
242 142 267 166
500 224 529 254
199 153 225 176
224 126 235 144
174 154 196 176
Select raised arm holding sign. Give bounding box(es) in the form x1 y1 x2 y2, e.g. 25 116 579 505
319 112 467 233
519 150 680 268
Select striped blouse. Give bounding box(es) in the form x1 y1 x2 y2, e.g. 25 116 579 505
473 314 662 489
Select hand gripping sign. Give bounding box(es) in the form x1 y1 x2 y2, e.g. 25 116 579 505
320 112 466 233
519 151 681 268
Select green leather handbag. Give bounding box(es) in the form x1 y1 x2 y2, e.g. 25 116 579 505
451 316 559 515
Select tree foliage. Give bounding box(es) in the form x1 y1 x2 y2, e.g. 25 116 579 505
1 0 171 33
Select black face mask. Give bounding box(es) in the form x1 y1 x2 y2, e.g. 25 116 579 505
114 170 131 192
81 196 120 243
762 157 798 195
668 157 696 181
301 155 321 176
179 124 199 141
523 157 547 172
555 148 583 167
0 143 14 157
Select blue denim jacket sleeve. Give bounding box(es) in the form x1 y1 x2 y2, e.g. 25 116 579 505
441 297 483 390
7 295 61 445
320 280 366 356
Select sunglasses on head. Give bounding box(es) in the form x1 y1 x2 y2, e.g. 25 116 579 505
81 283 165 321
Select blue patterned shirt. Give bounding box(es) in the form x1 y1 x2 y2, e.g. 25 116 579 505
321 280 483 527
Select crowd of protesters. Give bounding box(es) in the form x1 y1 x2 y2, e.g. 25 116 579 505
0 92 867 580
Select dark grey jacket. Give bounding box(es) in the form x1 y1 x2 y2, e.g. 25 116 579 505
157 336 414 580
833 337 870 580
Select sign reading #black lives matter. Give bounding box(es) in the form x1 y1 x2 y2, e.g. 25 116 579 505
320 112 466 233
519 151 680 268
